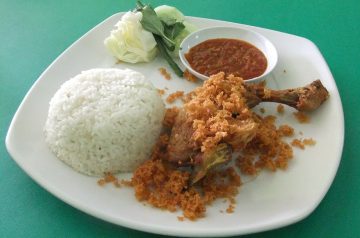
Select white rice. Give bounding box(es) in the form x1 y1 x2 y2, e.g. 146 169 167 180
44 68 165 176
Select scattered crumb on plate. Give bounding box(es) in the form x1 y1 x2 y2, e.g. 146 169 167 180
157 89 166 95
159 67 171 80
97 172 119 187
226 204 235 213
303 138 316 146
166 91 184 103
236 115 294 174
293 111 310 123
277 104 285 114
278 125 294 137
291 138 316 149
184 69 198 82
291 139 305 149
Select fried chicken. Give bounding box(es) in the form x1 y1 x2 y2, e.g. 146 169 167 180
166 72 329 183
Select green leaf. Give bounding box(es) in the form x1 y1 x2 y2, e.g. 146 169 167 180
135 1 184 76
163 21 185 40
137 3 175 49
154 35 183 77
135 1 145 9
139 5 164 35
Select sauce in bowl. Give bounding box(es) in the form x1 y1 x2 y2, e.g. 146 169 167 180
184 38 267 80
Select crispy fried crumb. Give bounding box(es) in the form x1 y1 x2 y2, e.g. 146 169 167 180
226 204 235 213
292 138 316 149
180 73 257 153
184 69 198 82
163 107 179 128
236 155 258 175
180 91 194 103
113 180 121 188
126 73 312 221
159 67 171 80
278 125 294 137
277 104 285 114
104 172 117 182
166 91 184 103
260 108 265 114
97 179 106 186
98 172 119 187
236 115 294 174
121 179 132 186
293 111 310 123
291 138 316 150
291 139 305 149
131 152 241 220
157 89 165 96
303 138 316 146
177 216 185 221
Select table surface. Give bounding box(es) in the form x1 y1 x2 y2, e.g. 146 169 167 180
1 0 359 237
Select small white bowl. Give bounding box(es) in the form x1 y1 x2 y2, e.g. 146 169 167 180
179 26 278 83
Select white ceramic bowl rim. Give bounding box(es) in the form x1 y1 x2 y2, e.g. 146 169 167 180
179 26 278 83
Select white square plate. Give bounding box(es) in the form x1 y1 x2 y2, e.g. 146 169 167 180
6 13 344 237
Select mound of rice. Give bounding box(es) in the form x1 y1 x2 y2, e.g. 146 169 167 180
44 68 165 176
